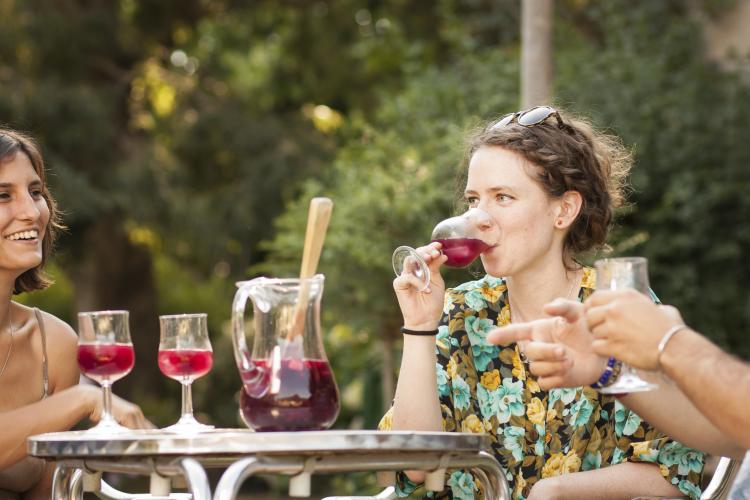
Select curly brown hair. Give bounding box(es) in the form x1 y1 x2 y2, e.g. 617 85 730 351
0 128 64 293
463 108 632 264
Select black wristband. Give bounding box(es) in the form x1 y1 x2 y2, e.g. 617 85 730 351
400 327 439 336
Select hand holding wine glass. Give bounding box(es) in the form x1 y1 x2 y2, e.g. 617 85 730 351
80 384 154 429
593 257 658 393
392 241 447 330
77 310 135 434
158 313 214 433
392 208 493 290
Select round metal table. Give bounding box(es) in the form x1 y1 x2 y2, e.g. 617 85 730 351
29 429 509 500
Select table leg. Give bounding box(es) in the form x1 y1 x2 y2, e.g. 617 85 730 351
70 468 85 499
471 451 510 500
178 457 211 500
52 465 80 500
213 456 305 500
150 472 171 496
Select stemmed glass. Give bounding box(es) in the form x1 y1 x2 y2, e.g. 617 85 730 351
392 208 492 290
157 313 214 433
77 310 135 433
594 257 658 393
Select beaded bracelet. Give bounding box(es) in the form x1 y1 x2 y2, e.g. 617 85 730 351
591 357 622 390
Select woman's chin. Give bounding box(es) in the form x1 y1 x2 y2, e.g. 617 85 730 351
15 256 43 272
480 260 509 278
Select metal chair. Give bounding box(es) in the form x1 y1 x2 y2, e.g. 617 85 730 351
321 486 397 500
64 468 194 500
632 455 741 500
324 455 743 500
701 455 741 500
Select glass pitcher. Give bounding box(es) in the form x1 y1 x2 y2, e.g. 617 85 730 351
232 274 340 431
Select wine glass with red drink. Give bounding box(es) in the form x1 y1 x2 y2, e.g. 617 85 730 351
392 208 492 290
77 310 135 433
158 313 214 433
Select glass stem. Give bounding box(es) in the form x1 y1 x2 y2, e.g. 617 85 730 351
181 380 194 418
100 381 115 424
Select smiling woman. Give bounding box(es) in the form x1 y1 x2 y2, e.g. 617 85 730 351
0 129 152 499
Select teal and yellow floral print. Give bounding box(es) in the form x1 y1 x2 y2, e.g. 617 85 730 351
380 268 705 499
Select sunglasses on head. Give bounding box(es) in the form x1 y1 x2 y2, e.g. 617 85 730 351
489 105 572 132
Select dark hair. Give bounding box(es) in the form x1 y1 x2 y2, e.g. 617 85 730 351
0 128 64 293
464 108 632 264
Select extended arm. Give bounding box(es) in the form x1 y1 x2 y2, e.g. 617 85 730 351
1 313 152 469
390 243 447 483
657 328 750 450
0 384 98 468
488 296 744 458
587 289 750 452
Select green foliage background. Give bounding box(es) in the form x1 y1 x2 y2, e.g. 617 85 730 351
2 0 749 495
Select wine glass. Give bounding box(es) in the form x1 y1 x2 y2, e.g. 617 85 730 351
594 257 658 393
157 313 214 433
392 208 492 290
77 310 135 433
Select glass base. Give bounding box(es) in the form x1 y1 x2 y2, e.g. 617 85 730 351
597 372 658 394
163 414 214 434
85 418 132 435
392 246 430 291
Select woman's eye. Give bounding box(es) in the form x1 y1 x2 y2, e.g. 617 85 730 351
0 193 10 201
465 197 479 207
31 189 43 198
496 193 512 202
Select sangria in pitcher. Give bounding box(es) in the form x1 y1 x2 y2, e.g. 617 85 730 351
232 274 340 431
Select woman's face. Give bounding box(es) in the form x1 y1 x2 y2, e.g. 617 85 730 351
465 146 563 277
0 152 50 275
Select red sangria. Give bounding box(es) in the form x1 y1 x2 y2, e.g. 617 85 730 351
158 349 213 381
393 207 493 289
77 310 134 433
77 343 134 382
432 238 491 268
159 313 214 432
240 358 340 432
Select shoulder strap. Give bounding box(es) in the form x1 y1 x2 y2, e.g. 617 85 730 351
33 307 49 398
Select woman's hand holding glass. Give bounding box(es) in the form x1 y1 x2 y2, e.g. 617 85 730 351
81 384 153 429
393 242 447 330
392 208 493 329
392 208 493 291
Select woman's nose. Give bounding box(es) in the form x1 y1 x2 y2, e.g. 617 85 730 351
16 194 41 220
466 208 493 230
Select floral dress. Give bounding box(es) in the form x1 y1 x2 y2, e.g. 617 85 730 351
380 268 705 499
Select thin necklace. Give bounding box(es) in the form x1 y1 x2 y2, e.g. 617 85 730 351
512 270 580 363
509 269 580 323
0 302 14 379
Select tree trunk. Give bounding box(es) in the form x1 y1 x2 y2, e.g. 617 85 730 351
68 215 161 400
521 0 554 108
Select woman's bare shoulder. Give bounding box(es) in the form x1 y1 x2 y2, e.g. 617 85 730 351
17 304 77 350
22 305 79 390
